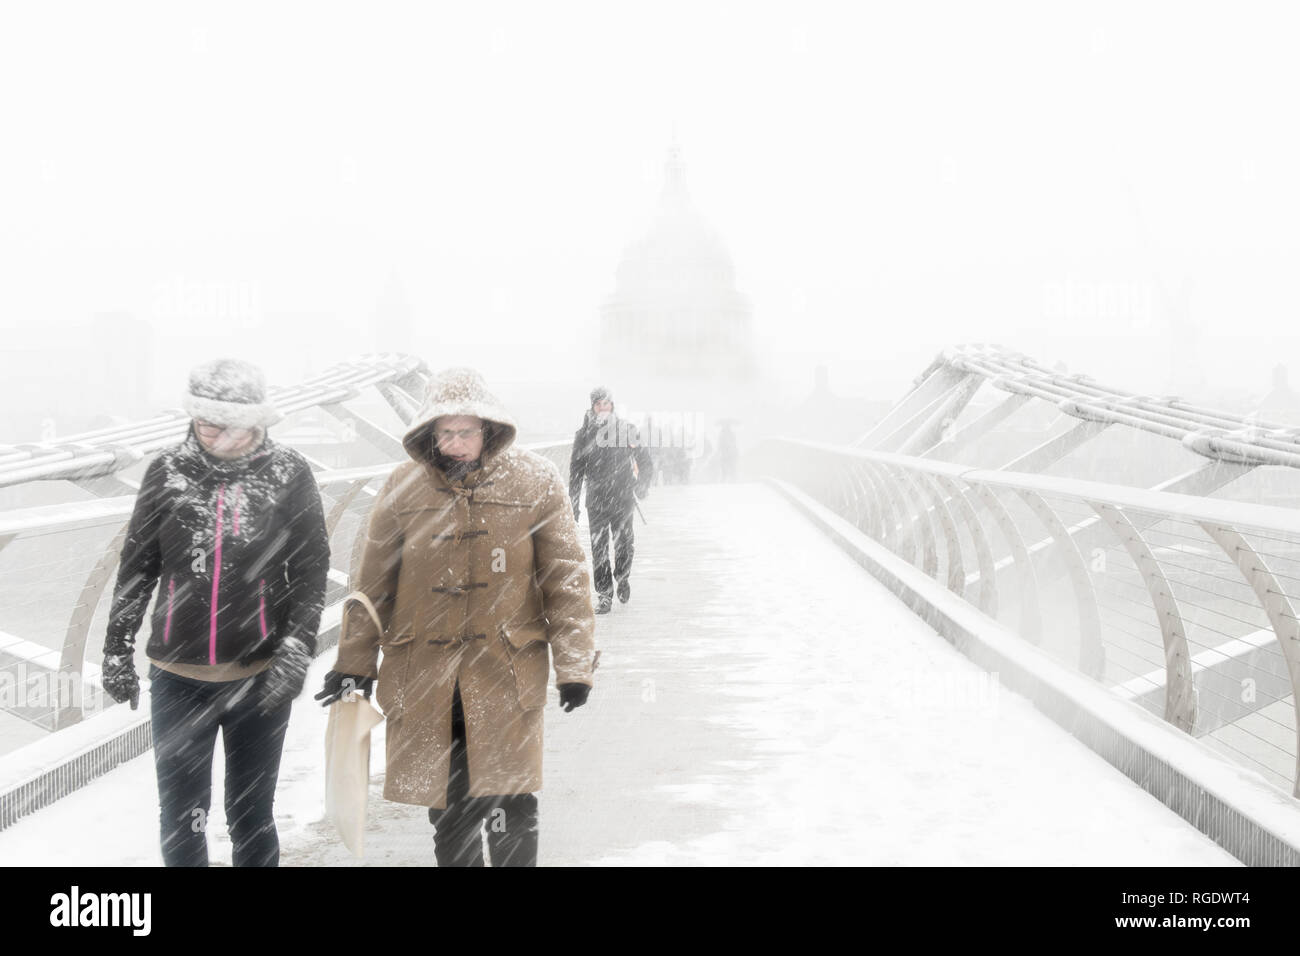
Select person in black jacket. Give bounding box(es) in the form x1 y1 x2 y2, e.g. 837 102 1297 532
100 358 330 867
569 386 653 614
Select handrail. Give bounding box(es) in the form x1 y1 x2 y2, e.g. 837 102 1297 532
0 439 573 540
790 439 1300 537
0 353 431 487
756 435 1300 799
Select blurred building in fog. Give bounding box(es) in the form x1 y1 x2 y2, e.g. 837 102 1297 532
0 312 155 440
599 147 760 417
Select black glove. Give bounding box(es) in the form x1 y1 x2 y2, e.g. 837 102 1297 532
558 682 590 712
102 651 140 710
258 637 312 714
314 670 375 706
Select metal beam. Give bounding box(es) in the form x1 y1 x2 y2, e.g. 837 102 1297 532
876 373 979 454
1090 503 1196 732
390 366 429 402
855 365 968 449
857 461 892 541
994 459 1253 597
1116 626 1292 740
1199 523 1300 797
56 522 129 730
895 375 985 457
975 486 1041 642
922 392 1032 459
918 473 966 595
0 355 429 489
319 402 407 460
1000 420 1109 473
375 382 421 426
845 462 880 538
324 477 379 538
894 468 939 578
71 475 141 498
938 476 998 617
1017 489 1104 678
868 462 915 563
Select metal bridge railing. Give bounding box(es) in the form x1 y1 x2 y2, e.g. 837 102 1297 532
755 437 1300 798
0 353 431 489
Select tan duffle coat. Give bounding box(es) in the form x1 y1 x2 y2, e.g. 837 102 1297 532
334 368 596 808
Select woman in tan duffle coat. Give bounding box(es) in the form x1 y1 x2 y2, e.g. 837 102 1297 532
316 367 596 867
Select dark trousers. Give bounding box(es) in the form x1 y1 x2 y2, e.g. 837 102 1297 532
427 683 539 867
589 507 635 599
149 664 291 867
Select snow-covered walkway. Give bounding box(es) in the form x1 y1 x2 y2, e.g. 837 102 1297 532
0 483 1236 865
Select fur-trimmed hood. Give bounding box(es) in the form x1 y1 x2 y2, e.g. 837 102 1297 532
401 367 518 469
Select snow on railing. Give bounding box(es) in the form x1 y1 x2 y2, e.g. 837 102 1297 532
0 353 430 488
858 343 1300 470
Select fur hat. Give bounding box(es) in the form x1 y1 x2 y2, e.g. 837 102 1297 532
182 358 283 429
590 385 614 406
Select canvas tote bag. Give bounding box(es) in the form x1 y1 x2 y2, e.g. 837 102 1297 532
325 591 387 857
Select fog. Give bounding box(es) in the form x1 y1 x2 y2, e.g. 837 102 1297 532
2 1 1297 434
5 4 1300 884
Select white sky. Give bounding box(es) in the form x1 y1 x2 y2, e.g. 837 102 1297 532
1 1 1297 407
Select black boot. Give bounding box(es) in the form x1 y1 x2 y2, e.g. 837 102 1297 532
596 594 612 614
617 579 630 604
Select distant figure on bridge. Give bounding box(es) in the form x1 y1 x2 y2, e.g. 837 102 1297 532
101 358 331 867
569 386 654 614
316 367 596 867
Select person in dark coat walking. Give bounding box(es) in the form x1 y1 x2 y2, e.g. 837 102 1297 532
100 358 331 867
569 386 653 614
